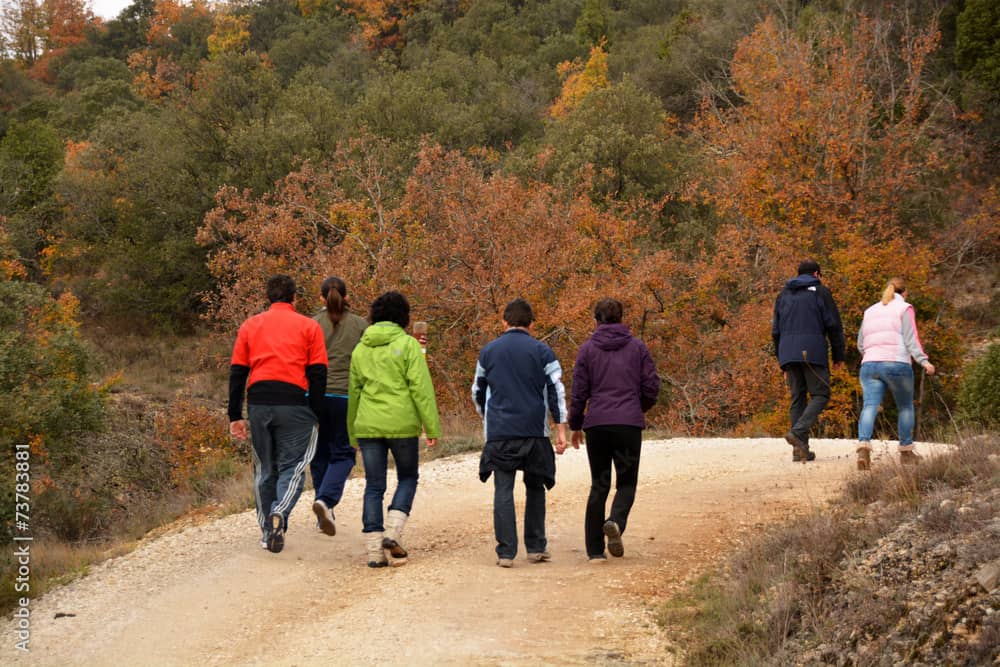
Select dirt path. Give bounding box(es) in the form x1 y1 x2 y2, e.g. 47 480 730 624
4 437 923 666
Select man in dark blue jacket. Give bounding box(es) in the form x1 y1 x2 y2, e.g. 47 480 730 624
772 260 845 462
473 298 568 567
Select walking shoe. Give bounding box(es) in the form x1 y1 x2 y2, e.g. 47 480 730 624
259 535 268 550
497 558 514 568
312 499 336 536
266 512 285 553
588 554 608 564
366 532 388 568
603 520 624 558
900 450 922 466
526 551 551 563
785 432 809 463
856 447 871 471
382 509 409 564
792 449 816 462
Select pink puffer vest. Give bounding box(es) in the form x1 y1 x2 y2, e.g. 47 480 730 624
860 297 911 364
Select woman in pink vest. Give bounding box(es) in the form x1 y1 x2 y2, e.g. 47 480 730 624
856 277 935 470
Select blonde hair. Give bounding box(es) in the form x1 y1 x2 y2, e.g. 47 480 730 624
881 277 906 305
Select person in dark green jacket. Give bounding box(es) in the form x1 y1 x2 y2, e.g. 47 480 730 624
310 276 368 537
348 291 441 568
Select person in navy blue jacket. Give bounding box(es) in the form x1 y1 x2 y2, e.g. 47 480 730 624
569 298 660 561
473 298 568 568
771 259 846 462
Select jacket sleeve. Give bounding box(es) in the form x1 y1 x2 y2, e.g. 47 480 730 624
472 356 488 417
406 338 441 438
821 286 846 363
542 347 568 425
900 306 929 365
228 364 250 422
347 354 362 446
639 341 660 413
568 345 590 431
306 364 327 417
771 295 782 360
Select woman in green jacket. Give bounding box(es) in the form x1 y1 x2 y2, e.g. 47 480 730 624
348 291 441 567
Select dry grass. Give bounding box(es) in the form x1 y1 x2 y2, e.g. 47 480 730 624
662 433 1000 666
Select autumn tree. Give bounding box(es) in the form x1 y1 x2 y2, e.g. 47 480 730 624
635 13 966 435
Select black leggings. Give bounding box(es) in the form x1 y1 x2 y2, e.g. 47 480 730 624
584 426 642 557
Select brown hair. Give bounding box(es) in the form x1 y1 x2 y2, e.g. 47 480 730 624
881 277 906 305
321 276 347 325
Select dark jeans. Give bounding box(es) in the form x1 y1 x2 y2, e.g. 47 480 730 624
784 362 830 448
493 469 546 559
247 404 317 534
358 437 419 533
310 396 356 507
585 426 642 558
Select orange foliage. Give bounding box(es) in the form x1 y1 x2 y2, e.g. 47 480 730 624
635 15 963 435
198 136 638 411
154 397 237 488
340 0 423 51
549 43 609 118
207 11 250 57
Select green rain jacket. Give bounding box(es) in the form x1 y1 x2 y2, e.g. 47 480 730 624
347 322 441 445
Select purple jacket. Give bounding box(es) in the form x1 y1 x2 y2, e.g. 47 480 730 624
568 323 660 431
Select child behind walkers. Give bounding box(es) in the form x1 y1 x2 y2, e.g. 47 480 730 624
348 291 441 568
473 298 568 568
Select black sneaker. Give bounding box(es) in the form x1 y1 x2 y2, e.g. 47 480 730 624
603 520 624 557
266 512 285 553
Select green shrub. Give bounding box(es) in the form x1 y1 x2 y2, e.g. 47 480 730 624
958 341 1000 427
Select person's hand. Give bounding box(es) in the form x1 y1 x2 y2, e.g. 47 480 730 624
425 437 437 448
229 419 248 440
833 361 845 370
922 361 935 375
571 430 584 449
555 439 567 455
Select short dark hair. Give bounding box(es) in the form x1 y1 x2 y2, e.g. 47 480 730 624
594 298 623 324
797 259 821 276
369 291 410 328
266 274 296 304
503 298 534 327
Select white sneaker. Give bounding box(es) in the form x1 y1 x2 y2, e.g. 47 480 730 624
312 499 336 536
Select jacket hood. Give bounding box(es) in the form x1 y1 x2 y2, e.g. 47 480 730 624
785 274 821 291
591 323 633 351
360 321 406 347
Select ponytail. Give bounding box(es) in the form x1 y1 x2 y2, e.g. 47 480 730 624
320 276 348 325
881 277 905 305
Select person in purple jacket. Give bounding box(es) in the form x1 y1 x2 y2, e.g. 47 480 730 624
569 298 660 562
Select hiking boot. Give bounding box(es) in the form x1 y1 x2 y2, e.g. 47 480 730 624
900 450 922 466
367 532 388 568
497 558 514 568
382 509 409 564
785 432 809 463
603 520 624 558
856 447 871 471
266 512 285 553
312 499 336 537
792 449 816 462
526 551 551 563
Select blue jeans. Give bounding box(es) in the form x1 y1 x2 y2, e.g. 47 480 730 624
311 396 356 507
359 437 419 533
493 469 547 560
247 404 317 534
858 362 915 447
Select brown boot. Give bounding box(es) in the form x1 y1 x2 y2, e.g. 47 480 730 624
856 447 871 471
900 450 922 466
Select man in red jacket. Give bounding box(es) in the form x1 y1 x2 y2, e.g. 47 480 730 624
228 275 328 553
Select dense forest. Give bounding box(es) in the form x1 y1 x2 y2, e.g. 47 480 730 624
2 0 999 550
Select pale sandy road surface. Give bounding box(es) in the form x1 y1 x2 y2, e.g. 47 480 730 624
3 437 941 666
